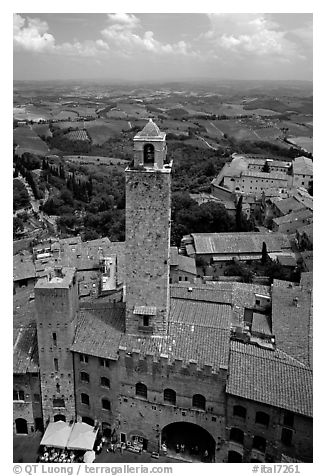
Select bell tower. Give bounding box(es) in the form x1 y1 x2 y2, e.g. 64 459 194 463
125 119 172 336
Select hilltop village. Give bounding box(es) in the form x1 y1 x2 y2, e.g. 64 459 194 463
13 119 313 463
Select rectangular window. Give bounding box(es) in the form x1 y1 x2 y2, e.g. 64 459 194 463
53 398 65 408
281 428 293 446
283 411 294 428
54 358 59 372
143 316 149 327
13 390 25 401
99 358 110 368
52 332 57 346
33 393 40 403
80 354 88 363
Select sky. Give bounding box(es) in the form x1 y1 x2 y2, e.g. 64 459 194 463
13 12 313 82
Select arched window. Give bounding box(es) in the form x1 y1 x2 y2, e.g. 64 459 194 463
233 405 247 419
230 427 244 444
255 411 270 427
80 372 89 383
13 390 25 401
135 382 147 399
192 394 206 410
15 418 28 434
54 414 66 422
101 377 110 388
81 393 89 406
164 388 176 405
143 144 155 165
102 398 111 411
82 416 94 426
252 436 266 452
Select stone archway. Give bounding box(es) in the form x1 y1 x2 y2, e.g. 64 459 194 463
54 414 66 422
161 421 215 462
15 418 28 434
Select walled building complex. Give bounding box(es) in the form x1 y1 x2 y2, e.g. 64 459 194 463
13 120 313 463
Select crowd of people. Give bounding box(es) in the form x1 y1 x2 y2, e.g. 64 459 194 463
38 446 84 463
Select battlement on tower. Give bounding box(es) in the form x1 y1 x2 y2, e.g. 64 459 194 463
118 346 227 381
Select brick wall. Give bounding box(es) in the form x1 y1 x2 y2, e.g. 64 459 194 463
125 169 171 335
226 395 313 462
35 273 79 424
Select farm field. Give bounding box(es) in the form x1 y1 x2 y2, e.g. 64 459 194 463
210 119 259 141
277 120 312 137
55 119 130 144
64 155 129 167
287 137 313 153
13 125 50 155
32 124 52 138
65 130 89 141
13 105 53 122
53 110 79 121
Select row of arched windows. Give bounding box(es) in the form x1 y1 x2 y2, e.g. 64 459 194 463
230 427 267 452
135 383 206 410
233 405 270 427
80 372 110 388
81 393 111 411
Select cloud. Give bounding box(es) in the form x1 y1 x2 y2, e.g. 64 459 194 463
101 14 194 57
200 13 304 60
13 13 55 52
13 13 195 59
106 13 140 30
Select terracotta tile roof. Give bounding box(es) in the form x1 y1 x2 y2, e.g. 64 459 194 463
176 254 197 275
169 247 179 266
13 287 37 326
170 283 233 304
273 208 313 226
119 292 232 371
227 341 312 417
191 232 291 255
13 324 39 374
272 197 307 216
136 119 164 138
293 156 313 176
169 298 231 330
13 253 36 282
272 279 313 368
120 324 230 372
71 303 125 360
251 313 272 336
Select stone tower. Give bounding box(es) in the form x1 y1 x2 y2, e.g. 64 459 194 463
125 119 172 336
34 267 78 424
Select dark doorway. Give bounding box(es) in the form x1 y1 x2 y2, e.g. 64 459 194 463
34 418 44 432
54 414 66 422
162 421 215 461
102 422 111 438
15 418 28 434
228 450 242 462
82 416 94 426
143 144 154 165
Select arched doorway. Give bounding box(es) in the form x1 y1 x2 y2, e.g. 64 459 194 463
54 414 66 422
143 144 154 165
15 418 28 434
35 418 44 432
161 422 215 462
82 416 94 426
228 450 242 462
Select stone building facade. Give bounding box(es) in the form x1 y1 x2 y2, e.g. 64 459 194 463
34 267 79 424
13 120 313 463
